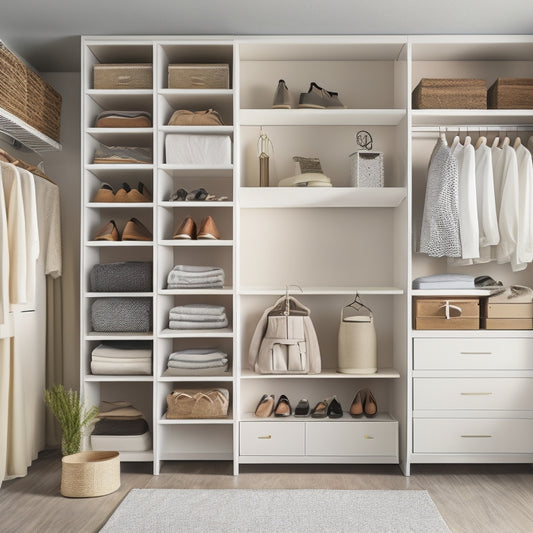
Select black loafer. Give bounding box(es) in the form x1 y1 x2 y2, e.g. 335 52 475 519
327 396 343 418
294 398 310 417
274 394 292 417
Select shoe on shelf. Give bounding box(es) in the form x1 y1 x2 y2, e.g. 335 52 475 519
205 193 229 202
128 182 152 202
122 217 153 241
349 390 364 418
93 182 115 203
362 388 378 417
274 394 292 417
114 182 131 203
169 188 188 202
254 394 275 417
185 188 208 201
327 396 343 418
272 79 291 109
298 82 346 109
294 398 310 417
173 216 197 239
197 216 221 240
94 219 119 241
311 398 328 418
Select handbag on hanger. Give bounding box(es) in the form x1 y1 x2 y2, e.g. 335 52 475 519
337 293 377 374
249 294 321 374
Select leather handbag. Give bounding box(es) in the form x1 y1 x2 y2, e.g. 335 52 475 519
167 109 224 126
166 388 229 419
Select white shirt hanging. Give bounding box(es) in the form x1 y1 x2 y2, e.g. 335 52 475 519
515 141 533 264
419 135 461 258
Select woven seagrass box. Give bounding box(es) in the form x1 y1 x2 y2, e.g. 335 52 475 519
93 63 152 89
168 64 229 89
488 78 533 109
412 78 487 109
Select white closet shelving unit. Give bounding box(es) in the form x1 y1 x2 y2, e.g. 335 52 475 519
81 34 533 476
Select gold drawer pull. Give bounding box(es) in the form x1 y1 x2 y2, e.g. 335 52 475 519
257 435 272 440
460 392 493 396
461 435 492 438
364 435 374 439
460 351 492 355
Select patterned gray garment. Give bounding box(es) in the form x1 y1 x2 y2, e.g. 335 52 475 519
419 136 462 257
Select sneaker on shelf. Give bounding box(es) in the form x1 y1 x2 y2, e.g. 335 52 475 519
297 82 346 109
272 79 291 109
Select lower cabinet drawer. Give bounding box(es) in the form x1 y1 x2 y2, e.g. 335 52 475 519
414 377 533 410
413 338 533 370
414 418 533 453
240 422 305 456
306 421 398 457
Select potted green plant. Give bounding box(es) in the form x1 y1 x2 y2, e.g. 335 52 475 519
44 384 99 456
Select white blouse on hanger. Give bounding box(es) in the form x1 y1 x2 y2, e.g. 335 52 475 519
419 135 461 258
515 141 533 265
0 171 9 325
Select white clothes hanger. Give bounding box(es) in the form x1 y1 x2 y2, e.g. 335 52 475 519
475 135 487 149
492 135 500 148
513 136 522 149
464 135 472 147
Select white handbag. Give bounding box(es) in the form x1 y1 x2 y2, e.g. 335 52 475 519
337 295 377 374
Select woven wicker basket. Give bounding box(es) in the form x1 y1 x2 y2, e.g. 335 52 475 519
0 42 61 142
61 451 120 498
412 78 487 109
488 78 533 109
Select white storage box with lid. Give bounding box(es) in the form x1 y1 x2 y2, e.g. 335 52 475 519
165 134 232 165
349 150 384 187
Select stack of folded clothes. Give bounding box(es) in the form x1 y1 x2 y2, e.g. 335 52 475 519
163 348 229 376
93 143 152 164
167 265 224 289
168 304 228 329
91 400 151 452
90 341 152 375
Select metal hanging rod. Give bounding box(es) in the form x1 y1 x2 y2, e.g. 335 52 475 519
412 124 533 133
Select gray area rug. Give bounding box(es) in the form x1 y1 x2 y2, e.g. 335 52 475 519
100 488 451 533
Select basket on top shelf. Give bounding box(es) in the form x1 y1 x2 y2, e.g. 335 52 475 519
0 42 62 142
412 78 487 109
488 78 533 109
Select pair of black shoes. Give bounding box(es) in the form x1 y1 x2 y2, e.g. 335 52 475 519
310 396 343 419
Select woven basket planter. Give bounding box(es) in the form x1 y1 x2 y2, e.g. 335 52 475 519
488 78 533 109
412 78 487 109
61 451 120 498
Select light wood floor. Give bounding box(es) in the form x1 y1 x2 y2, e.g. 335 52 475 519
1 451 532 533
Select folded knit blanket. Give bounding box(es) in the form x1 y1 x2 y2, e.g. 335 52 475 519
167 281 224 289
167 359 228 369
169 318 228 329
168 349 227 362
91 341 152 359
167 265 224 283
163 365 229 376
169 312 227 322
98 402 143 419
91 360 152 375
169 304 226 316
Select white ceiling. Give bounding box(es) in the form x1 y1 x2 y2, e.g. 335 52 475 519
2 0 533 72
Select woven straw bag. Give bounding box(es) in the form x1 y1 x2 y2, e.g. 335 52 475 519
60 451 120 498
166 388 229 419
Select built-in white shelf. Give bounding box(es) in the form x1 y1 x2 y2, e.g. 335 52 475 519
158 375 233 382
159 164 233 177
159 328 234 338
159 125 234 134
84 332 153 340
239 287 404 296
412 370 533 379
86 202 153 209
85 292 154 298
84 375 154 382
86 89 153 109
240 368 400 379
412 289 495 297
240 108 406 126
118 451 154 462
159 415 234 425
159 239 233 247
158 88 233 107
86 241 154 247
412 330 533 338
159 201 233 208
411 109 533 127
86 164 154 171
159 287 233 295
240 412 396 422
0 107 62 153
239 187 407 208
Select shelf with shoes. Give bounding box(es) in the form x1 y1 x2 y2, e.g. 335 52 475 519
240 369 401 379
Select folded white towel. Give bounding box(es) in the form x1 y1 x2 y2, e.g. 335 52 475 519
169 312 227 322
167 358 228 369
169 318 229 329
169 304 226 316
91 360 152 375
168 349 227 362
162 365 229 376
167 281 224 289
92 356 152 365
91 342 152 359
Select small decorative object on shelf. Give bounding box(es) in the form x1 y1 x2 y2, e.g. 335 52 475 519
349 130 384 187
257 127 273 187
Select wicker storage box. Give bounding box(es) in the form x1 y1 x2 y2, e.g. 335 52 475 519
166 388 229 419
61 451 120 498
93 63 152 89
0 42 62 142
168 64 229 89
414 297 480 330
488 78 533 109
412 78 487 109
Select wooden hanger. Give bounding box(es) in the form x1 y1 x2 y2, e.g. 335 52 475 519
0 148 56 184
513 136 522 149
475 136 487 149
